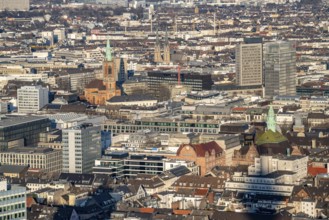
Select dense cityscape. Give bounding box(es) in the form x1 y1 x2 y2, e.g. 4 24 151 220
0 0 329 219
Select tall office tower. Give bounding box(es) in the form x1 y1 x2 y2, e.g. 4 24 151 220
62 124 101 174
0 0 29 11
264 41 296 98
0 178 26 219
236 38 263 87
17 85 49 114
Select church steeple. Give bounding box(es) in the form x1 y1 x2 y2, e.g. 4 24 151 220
156 28 160 46
164 27 169 46
163 27 170 64
154 27 163 63
267 106 276 132
105 37 112 62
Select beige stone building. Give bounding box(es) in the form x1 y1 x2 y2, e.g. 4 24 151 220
0 147 62 173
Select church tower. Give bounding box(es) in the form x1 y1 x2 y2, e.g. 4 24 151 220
103 38 117 91
163 28 171 64
103 37 121 100
84 37 121 105
266 106 276 132
154 28 163 63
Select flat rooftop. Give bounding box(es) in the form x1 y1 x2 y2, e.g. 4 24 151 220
1 147 56 154
0 116 48 128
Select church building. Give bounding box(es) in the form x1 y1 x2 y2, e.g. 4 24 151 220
84 38 121 105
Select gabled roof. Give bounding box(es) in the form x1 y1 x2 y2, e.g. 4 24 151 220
172 175 225 190
58 173 95 185
308 166 327 177
177 141 223 157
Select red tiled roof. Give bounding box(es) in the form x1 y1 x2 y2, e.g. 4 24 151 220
232 107 247 112
173 210 191 215
26 197 36 208
139 208 155 213
194 188 209 196
177 141 223 157
308 166 327 177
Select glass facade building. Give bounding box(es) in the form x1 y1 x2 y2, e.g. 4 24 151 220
264 41 296 98
0 116 51 151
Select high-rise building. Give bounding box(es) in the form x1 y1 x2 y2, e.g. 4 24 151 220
264 41 296 98
17 85 49 114
236 38 263 87
0 178 26 220
62 123 101 174
0 0 29 11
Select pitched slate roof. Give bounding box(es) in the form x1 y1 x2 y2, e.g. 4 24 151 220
85 79 106 90
0 165 28 174
172 175 225 190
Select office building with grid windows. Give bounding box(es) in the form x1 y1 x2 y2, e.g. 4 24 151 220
62 123 101 174
264 41 296 98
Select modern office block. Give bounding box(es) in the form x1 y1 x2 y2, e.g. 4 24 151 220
93 152 198 178
264 41 296 98
17 85 49 114
236 38 263 87
147 71 213 91
0 179 26 220
62 123 101 174
0 116 51 151
0 147 62 173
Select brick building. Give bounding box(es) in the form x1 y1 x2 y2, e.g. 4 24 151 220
176 141 224 176
84 39 121 105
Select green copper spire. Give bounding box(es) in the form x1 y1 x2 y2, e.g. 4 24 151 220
105 37 112 61
267 106 276 132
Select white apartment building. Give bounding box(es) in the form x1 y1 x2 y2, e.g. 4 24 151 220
248 155 308 183
225 155 308 196
0 179 26 220
17 85 49 114
62 124 101 174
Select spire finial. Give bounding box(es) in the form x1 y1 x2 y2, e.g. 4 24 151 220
105 36 112 61
267 105 276 132
156 27 159 45
165 26 169 45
